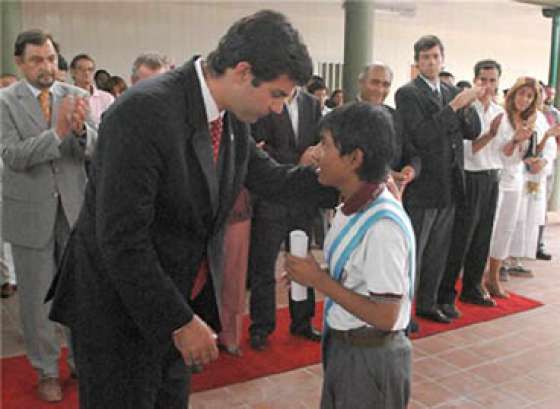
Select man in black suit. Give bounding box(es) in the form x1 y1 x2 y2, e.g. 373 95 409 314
47 11 336 409
357 63 421 189
248 86 322 350
395 35 482 324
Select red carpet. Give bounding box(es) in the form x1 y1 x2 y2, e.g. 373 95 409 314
1 290 542 408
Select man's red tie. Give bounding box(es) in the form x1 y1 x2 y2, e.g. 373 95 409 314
210 118 223 163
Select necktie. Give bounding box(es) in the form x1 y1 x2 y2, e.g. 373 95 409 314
210 118 223 163
433 88 442 103
38 89 51 125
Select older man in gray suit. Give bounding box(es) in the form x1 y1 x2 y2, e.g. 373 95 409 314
0 29 96 402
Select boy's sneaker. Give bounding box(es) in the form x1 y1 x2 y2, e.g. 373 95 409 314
508 265 534 278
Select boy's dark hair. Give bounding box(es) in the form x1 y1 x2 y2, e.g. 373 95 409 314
14 29 54 58
319 102 394 183
70 54 95 70
474 59 502 78
413 35 444 62
439 70 453 79
207 10 312 86
456 80 472 90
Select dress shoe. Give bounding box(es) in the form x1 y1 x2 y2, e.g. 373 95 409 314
416 308 451 324
459 293 496 307
290 326 322 342
249 333 269 351
508 265 534 278
536 250 552 261
439 303 461 319
0 283 17 298
37 377 62 402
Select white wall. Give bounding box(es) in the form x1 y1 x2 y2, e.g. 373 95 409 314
21 0 551 104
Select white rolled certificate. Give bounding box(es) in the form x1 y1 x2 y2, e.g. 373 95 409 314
289 230 309 301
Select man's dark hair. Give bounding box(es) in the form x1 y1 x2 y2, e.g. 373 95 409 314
207 10 312 86
307 76 326 95
318 102 394 183
58 54 68 71
439 70 453 79
413 35 444 62
70 53 95 70
456 80 472 90
474 59 502 78
14 29 54 58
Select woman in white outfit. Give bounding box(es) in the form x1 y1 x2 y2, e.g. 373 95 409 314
487 77 542 298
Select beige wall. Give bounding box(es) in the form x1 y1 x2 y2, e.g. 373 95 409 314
21 0 551 104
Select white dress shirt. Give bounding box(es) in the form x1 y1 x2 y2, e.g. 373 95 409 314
285 88 300 141
194 57 224 125
464 100 507 171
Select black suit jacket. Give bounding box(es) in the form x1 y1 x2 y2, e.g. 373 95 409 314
252 90 321 165
395 77 481 208
383 104 421 176
47 58 336 350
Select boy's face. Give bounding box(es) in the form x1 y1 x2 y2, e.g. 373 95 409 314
316 130 356 188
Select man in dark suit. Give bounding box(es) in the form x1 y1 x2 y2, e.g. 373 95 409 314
248 87 322 350
47 11 335 409
395 35 482 324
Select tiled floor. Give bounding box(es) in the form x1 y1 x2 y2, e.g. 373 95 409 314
2 214 560 408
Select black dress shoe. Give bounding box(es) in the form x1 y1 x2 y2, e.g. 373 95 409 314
536 250 552 261
439 303 461 319
416 308 451 324
249 333 269 351
459 293 496 307
290 326 322 342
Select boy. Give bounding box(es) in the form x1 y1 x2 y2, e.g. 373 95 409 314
285 102 415 409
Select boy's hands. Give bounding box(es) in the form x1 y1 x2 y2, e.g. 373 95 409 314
284 253 326 289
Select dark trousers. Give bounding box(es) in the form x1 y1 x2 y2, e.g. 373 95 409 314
438 170 499 304
72 327 189 409
407 205 455 311
248 198 315 336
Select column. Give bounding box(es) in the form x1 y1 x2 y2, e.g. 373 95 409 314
1 0 23 76
342 0 375 101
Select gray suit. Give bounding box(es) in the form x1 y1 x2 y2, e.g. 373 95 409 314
0 80 97 378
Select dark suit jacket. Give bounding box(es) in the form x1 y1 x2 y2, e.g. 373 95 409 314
383 104 421 176
47 58 336 351
395 77 481 208
252 90 322 165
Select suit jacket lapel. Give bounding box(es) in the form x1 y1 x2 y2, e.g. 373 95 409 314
215 114 237 227
191 126 220 216
182 58 220 217
15 82 48 129
296 94 306 149
414 77 442 108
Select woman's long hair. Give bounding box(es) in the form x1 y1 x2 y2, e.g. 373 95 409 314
504 77 541 130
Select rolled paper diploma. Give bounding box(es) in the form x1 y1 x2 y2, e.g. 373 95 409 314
289 230 309 301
